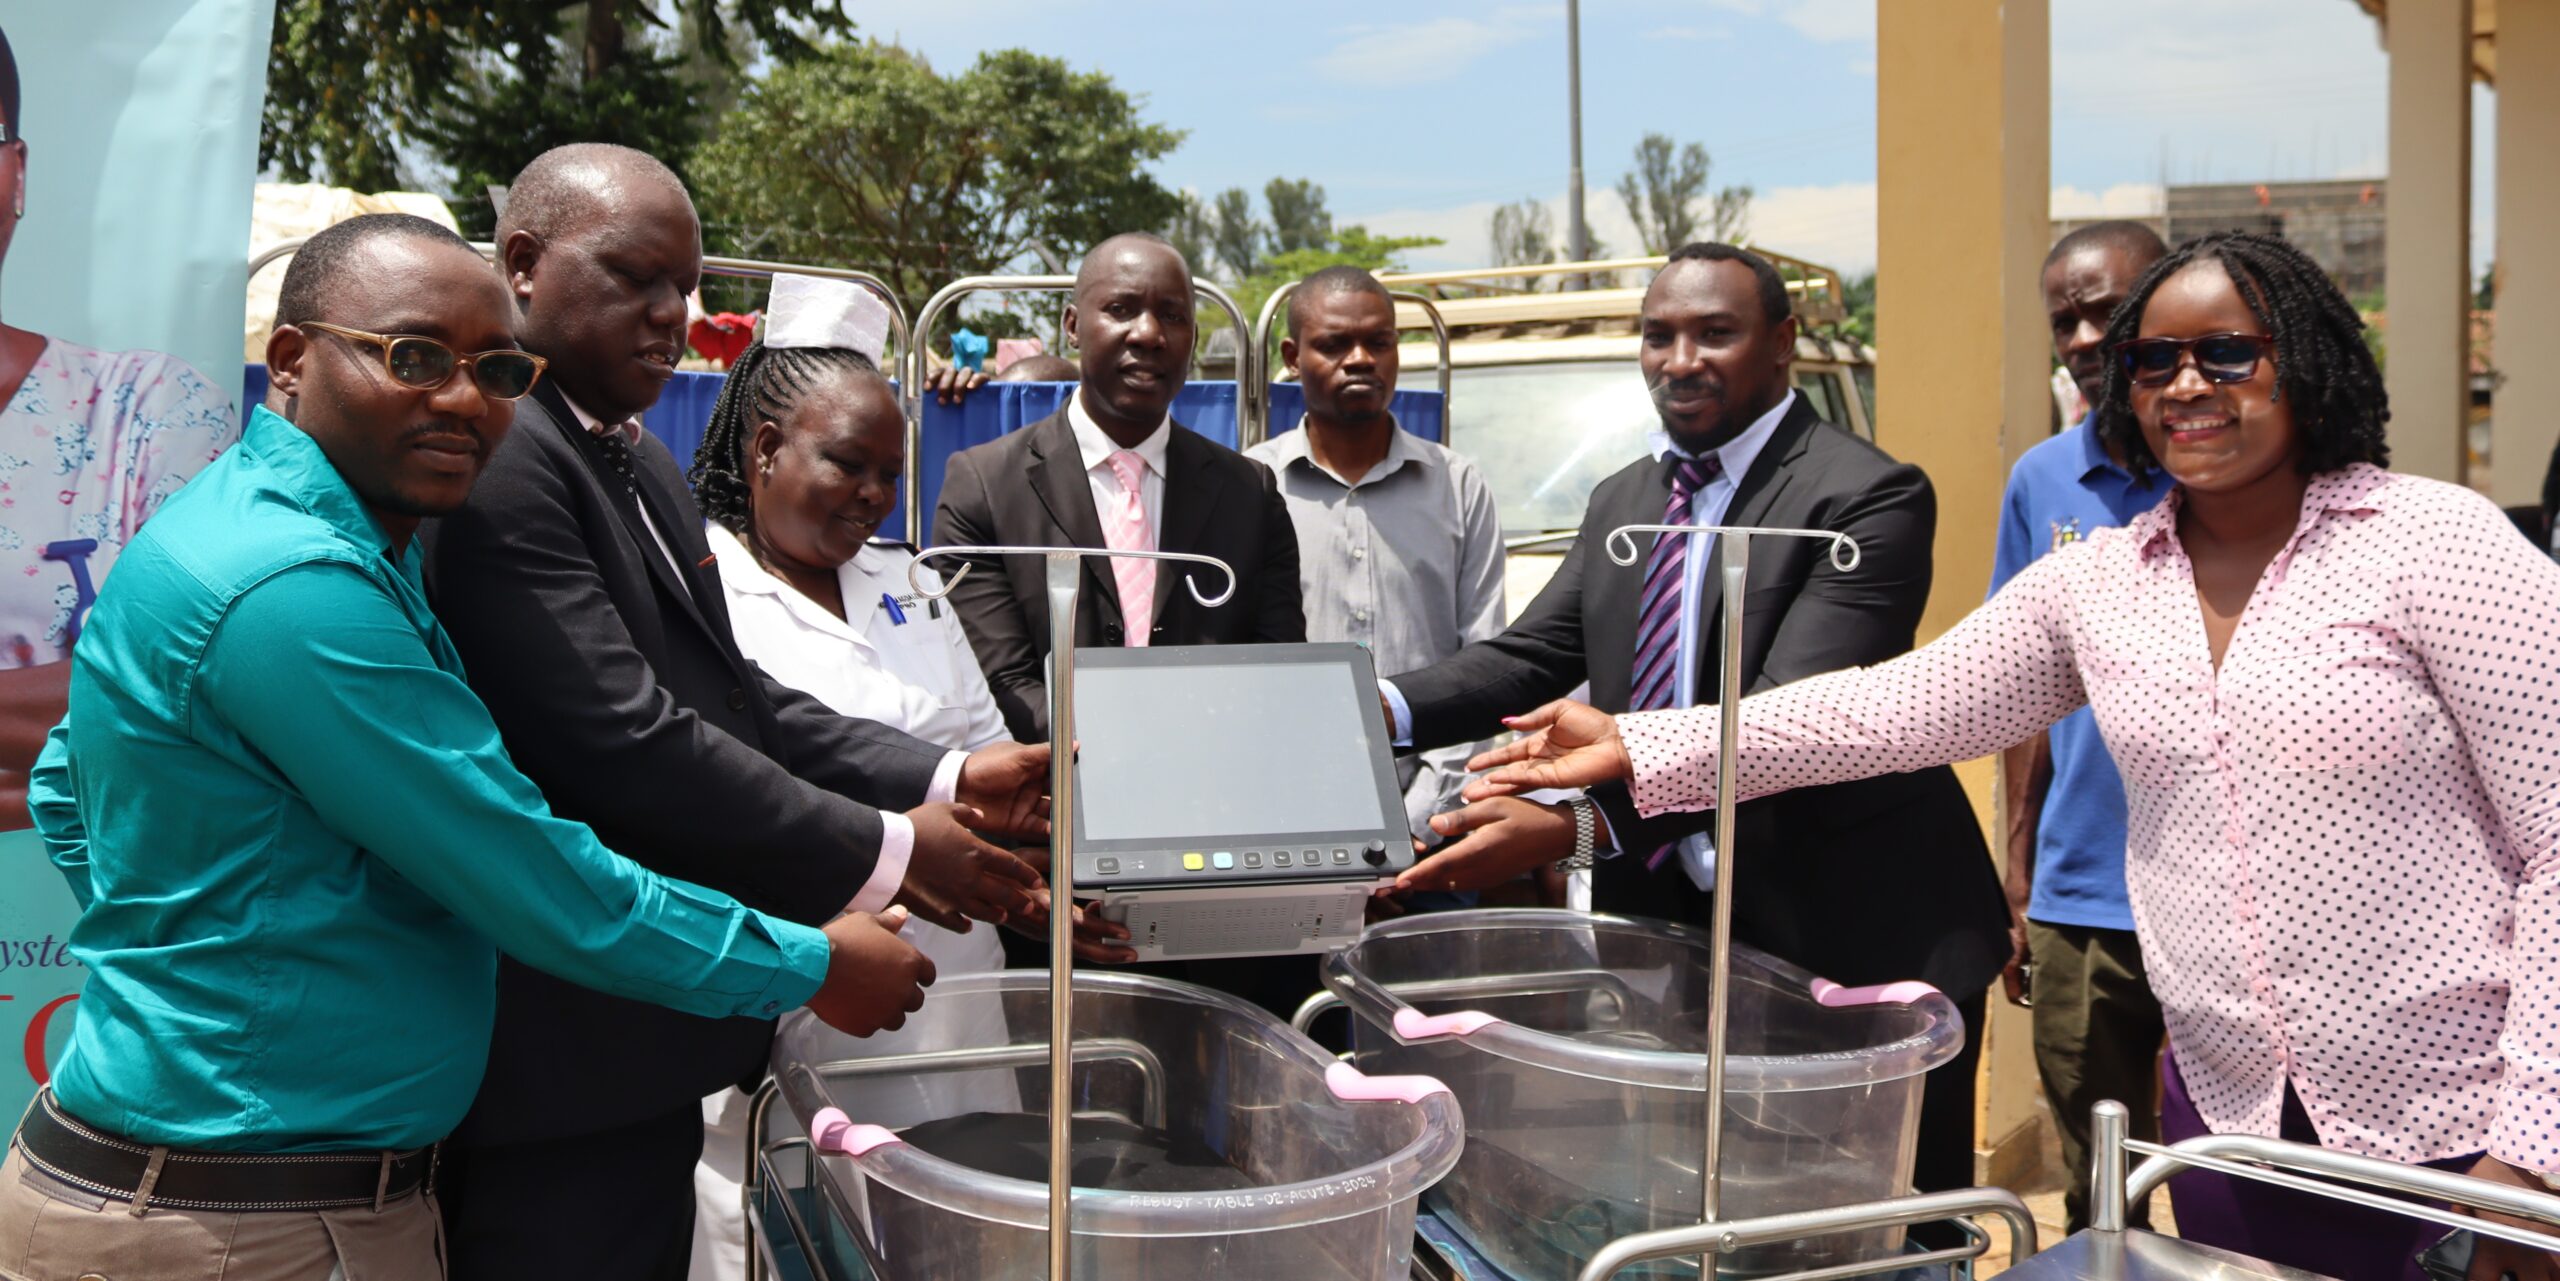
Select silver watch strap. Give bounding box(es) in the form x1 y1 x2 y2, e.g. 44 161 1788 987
1556 797 1597 873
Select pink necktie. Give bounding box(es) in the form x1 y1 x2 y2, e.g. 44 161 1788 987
1102 450 1155 646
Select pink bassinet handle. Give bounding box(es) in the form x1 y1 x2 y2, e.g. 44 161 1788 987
1809 978 1942 1007
810 1106 906 1157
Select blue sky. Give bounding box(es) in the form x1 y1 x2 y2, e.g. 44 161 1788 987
855 0 2496 278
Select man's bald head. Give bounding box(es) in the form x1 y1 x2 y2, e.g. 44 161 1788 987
1065 232 1194 439
497 143 688 244
1073 232 1188 304
496 142 700 422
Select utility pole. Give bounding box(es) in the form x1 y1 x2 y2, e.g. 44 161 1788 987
1566 0 1589 277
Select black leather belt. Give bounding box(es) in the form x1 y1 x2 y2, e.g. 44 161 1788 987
12 1090 437 1213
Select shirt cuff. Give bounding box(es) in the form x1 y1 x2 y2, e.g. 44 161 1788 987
926 749 967 805
1623 707 1724 817
847 811 916 915
1380 680 1416 747
756 917 833 1016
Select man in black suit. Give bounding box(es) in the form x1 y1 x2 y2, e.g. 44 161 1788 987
422 144 1052 1280
1385 243 2008 1205
934 232 1305 743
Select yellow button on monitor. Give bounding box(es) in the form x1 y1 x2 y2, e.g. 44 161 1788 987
1182 853 1205 872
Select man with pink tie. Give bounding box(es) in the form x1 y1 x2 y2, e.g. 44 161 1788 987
933 232 1305 743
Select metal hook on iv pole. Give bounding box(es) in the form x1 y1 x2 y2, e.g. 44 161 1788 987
908 545 1240 609
1600 520 1859 1275
1602 524 1861 573
901 542 1238 1281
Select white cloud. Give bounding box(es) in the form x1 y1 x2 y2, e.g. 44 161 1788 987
1317 6 1560 83
2049 183 2165 219
1776 0 1873 44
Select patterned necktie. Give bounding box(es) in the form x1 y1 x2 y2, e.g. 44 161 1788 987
1631 453 1722 873
1629 453 1723 713
1102 450 1156 646
589 419 641 499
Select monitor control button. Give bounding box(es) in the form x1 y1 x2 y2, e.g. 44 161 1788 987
1275 850 1293 867
1244 851 1262 869
1332 848 1350 865
1212 851 1235 870
1096 857 1121 876
1182 853 1205 872
1363 842 1389 867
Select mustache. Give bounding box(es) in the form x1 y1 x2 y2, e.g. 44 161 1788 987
400 421 486 453
1648 376 1723 407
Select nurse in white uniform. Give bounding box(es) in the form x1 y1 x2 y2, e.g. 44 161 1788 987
681 276 1014 1281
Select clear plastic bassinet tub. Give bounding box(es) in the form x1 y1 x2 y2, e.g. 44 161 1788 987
1322 909 1964 1279
770 969 1464 1280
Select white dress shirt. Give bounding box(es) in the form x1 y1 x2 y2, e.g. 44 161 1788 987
1642 389 1792 890
1067 390 1170 548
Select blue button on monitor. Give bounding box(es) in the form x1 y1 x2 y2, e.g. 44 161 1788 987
1212 851 1235 870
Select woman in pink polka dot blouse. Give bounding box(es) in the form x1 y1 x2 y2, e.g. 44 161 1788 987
1462 233 2560 1280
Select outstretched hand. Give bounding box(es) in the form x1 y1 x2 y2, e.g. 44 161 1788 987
954 741 1052 842
1461 699 1635 800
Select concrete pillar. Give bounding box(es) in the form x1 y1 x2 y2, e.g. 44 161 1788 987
2386 0 2474 485
2496 4 2559 508
1875 0 2050 1187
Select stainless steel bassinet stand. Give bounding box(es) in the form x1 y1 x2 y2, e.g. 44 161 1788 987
738 544 1238 1281
1573 523 2040 1281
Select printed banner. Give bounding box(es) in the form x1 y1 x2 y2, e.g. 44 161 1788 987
0 0 275 1124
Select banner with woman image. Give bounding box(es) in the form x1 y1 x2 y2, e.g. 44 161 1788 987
0 0 272 1123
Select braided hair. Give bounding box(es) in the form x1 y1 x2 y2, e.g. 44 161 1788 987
688 340 889 534
2093 231 2388 480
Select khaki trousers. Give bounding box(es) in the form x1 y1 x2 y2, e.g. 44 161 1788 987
0 1146 443 1281
2027 918 2166 1232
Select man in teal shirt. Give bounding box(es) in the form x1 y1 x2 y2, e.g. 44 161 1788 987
0 214 931 1281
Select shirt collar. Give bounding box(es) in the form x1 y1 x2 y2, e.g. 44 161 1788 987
1649 389 1794 483
1273 415 1425 488
2071 412 2131 481
2128 462 2391 560
565 396 644 444
1068 390 1171 478
703 522 876 643
241 405 404 557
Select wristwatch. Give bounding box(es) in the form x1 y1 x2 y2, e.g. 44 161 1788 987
1555 797 1597 873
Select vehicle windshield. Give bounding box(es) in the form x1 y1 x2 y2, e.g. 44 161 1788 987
1451 361 1658 536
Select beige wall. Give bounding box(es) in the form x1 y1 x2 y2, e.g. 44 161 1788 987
2495 3 2559 509
1876 0 2051 1179
2385 0 2475 485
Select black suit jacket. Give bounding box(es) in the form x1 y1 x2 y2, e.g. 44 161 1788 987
422 382 949 1146
932 409 1306 741
1394 397 2009 998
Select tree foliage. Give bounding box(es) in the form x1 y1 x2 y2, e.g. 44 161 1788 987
1490 199 1556 273
1233 226 1443 351
1616 132 1752 256
262 0 848 217
690 42 1186 318
1265 178 1333 256
1210 188 1265 280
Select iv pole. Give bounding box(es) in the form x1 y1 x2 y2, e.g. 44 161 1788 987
1600 522 1860 1277
907 545 1236 1281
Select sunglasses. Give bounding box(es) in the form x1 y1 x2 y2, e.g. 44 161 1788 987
302 323 549 401
2117 332 2273 388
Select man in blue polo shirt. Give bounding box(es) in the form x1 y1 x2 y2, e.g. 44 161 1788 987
1990 219 2168 1232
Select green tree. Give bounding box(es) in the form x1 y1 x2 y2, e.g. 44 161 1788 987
1164 191 1215 274
263 0 848 212
1210 188 1265 280
1616 132 1752 255
1236 225 1443 352
1265 178 1333 255
1837 271 1877 345
1490 198 1556 275
690 42 1185 322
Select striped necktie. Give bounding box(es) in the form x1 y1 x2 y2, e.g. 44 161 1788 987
1629 453 1722 714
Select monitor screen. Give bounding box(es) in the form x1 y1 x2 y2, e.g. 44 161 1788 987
1073 653 1395 842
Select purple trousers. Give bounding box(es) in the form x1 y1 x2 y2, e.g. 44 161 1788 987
2161 1053 2473 1281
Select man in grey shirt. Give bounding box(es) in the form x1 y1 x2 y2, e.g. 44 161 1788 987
1246 267 1506 874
